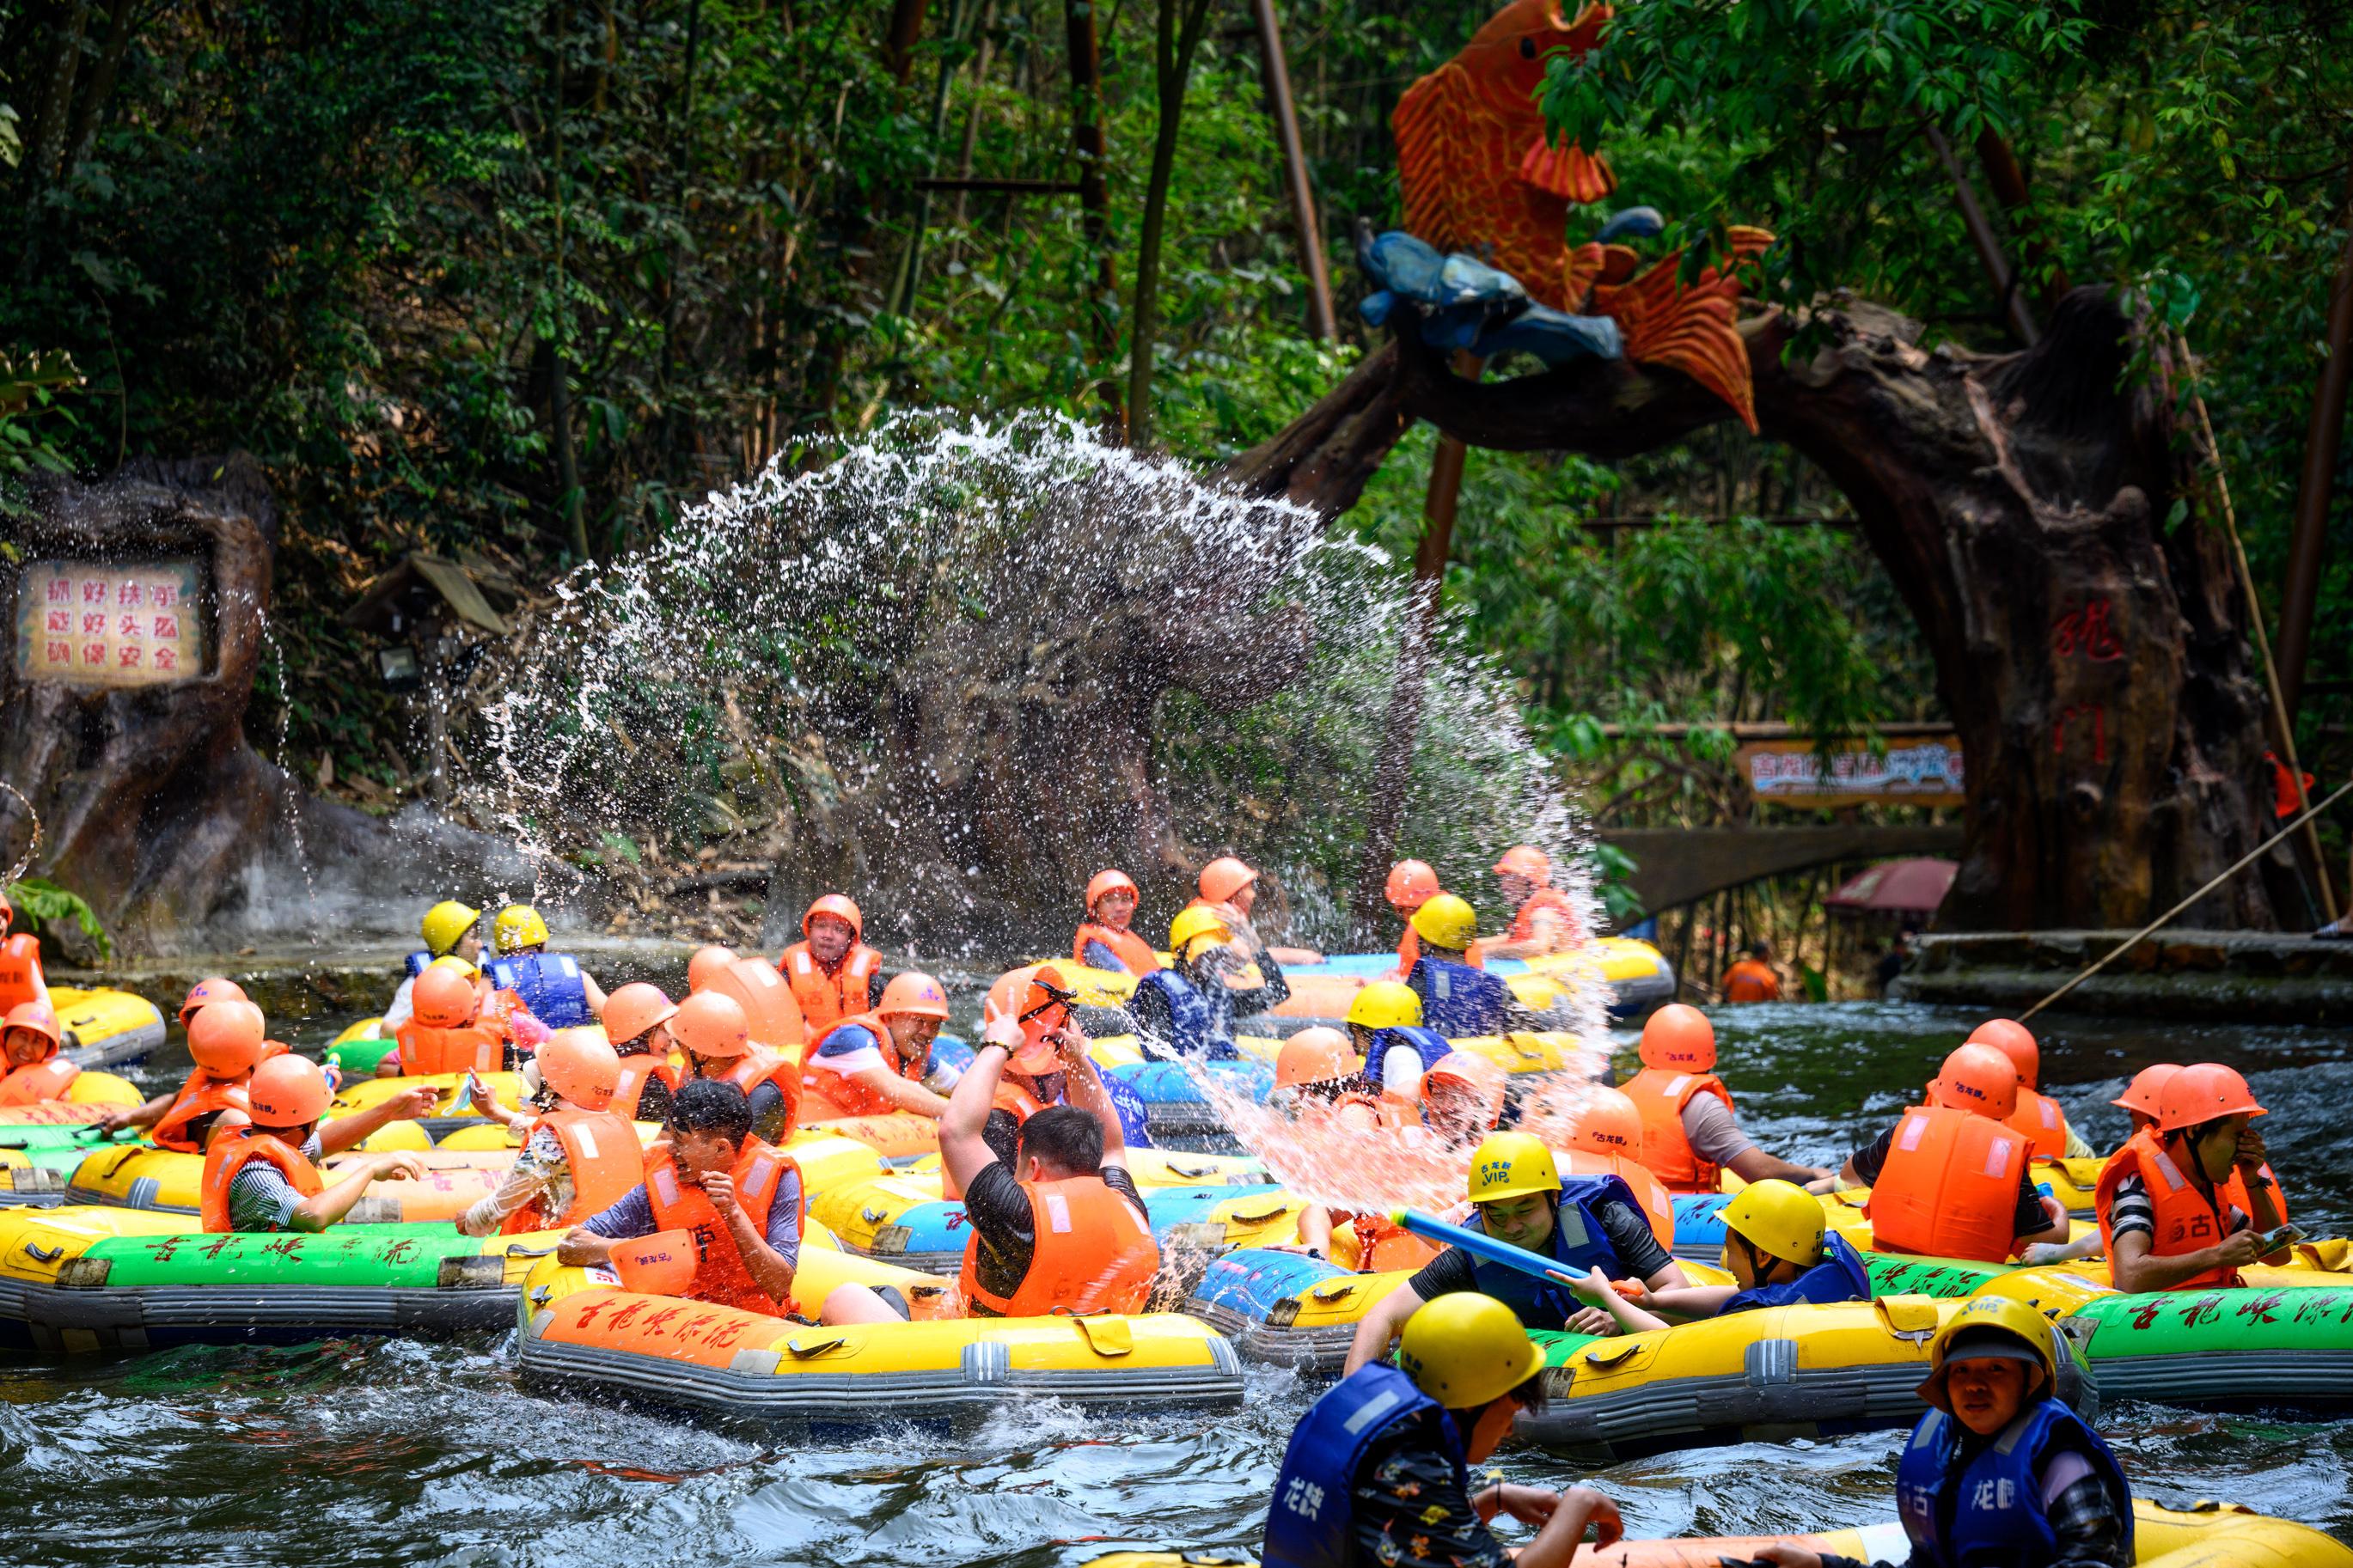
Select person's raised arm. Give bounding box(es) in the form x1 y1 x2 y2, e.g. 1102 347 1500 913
290 1150 426 1233
1728 1146 1832 1185
940 1028 1011 1195
704 1167 797 1304
1055 1027 1124 1167
1342 1280 1426 1374
581 971 609 1017
319 1082 440 1154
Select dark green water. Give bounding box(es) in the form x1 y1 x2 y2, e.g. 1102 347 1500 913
3 998 2349 1565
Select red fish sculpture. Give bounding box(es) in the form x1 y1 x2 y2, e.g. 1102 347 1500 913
1392 0 1773 430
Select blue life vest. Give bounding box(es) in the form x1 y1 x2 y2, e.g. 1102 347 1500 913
1130 970 1235 1061
1264 1364 1463 1568
1894 1400 2131 1568
1408 957 1517 1037
1720 1232 1873 1315
1361 1026 1452 1089
1080 937 1128 973
402 950 433 980
487 952 592 1029
1467 1173 1644 1327
1104 1072 1154 1148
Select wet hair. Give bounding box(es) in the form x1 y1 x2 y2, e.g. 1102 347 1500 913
1509 1369 1549 1416
981 1107 1023 1167
667 1077 754 1143
1016 1105 1103 1175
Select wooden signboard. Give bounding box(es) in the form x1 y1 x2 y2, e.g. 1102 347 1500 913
1737 735 1965 808
14 558 208 687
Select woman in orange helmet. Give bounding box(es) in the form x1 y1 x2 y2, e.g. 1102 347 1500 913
1480 845 1580 961
0 1000 74 1105
773 894 883 1037
1073 869 1160 976
456 1028 644 1236
2096 1063 2290 1293
1190 853 1323 972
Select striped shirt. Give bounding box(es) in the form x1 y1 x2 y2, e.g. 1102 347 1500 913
225 1132 327 1233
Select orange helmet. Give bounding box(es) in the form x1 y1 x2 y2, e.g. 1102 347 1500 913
803 894 864 939
413 965 480 1028
1493 845 1552 882
1085 869 1140 913
178 977 248 1027
2111 1063 2182 1120
673 991 752 1059
1423 1051 1507 1122
1966 1019 2040 1090
1638 1004 1716 1071
1197 857 1257 905
878 971 951 1021
539 1028 622 1111
2157 1063 2265 1133
187 998 268 1076
686 945 737 992
3 1001 62 1058
246 1055 333 1129
1384 859 1440 912
1565 1086 1643 1158
1275 1027 1358 1090
602 982 679 1047
1929 1043 2020 1121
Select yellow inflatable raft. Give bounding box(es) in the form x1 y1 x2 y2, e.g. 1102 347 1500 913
0 1069 146 1123
46 987 168 1064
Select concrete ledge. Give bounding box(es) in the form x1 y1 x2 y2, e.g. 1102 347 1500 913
1891 930 2353 1022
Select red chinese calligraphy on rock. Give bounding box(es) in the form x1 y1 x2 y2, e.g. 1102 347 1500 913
2050 599 2124 662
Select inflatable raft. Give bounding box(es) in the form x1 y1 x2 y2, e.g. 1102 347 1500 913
63 1141 514 1221
48 987 170 1065
321 1016 396 1077
1087 1499 2353 1568
0 1205 555 1351
516 1248 1244 1420
0 1069 146 1126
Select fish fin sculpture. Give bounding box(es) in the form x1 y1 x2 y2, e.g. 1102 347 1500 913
1588 226 1775 431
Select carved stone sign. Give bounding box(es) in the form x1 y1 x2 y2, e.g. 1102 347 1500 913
14 558 208 686
1737 736 1966 808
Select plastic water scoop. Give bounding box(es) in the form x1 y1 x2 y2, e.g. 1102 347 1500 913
608 1228 699 1296
1390 1207 1582 1290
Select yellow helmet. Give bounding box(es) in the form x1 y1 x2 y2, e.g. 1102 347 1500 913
420 900 481 957
1167 905 1230 957
426 955 480 979
1718 1179 1825 1266
1397 1292 1544 1409
1467 1131 1560 1204
1346 980 1423 1031
492 903 550 954
1409 893 1479 951
1917 1296 2061 1413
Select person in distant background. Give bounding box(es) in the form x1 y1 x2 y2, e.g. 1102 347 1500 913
1875 925 1919 995
1720 940 1782 1003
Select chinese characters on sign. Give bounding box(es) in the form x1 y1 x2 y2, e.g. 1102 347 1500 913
15 559 207 688
1736 737 1965 808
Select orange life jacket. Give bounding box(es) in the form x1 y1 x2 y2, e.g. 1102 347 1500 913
723 1048 806 1139
1866 1105 2029 1263
395 1017 505 1076
1620 1066 1737 1193
993 1081 1048 1123
2005 1086 2069 1161
1510 888 1578 945
2228 1163 2289 1229
0 932 50 1014
1562 1148 1677 1247
644 1137 803 1315
199 1128 323 1233
151 1069 251 1153
800 1011 922 1121
1720 959 1781 1002
2093 1126 2240 1288
1073 922 1161 976
498 1107 644 1234
957 1173 1161 1317
777 942 883 1038
0 1058 77 1107
706 955 807 1048
612 1054 682 1121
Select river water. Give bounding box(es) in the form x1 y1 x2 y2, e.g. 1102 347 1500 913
3 994 2348 1565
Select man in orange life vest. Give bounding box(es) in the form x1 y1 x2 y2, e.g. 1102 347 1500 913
200 1056 435 1233
668 990 803 1144
1719 941 1782 1003
0 885 52 1016
1838 1043 2073 1263
456 1028 644 1236
1480 845 1579 961
1074 869 1161 975
1618 1004 1825 1193
802 971 956 1120
92 988 289 1149
940 991 1160 1318
773 894 884 1038
1966 1017 2095 1159
2096 1063 2290 1294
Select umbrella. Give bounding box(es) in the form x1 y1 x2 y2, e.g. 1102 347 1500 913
1824 857 1957 915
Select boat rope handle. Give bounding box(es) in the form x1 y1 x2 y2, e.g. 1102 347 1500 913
23 1243 62 1263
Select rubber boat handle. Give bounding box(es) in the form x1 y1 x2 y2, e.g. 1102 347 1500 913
504 1244 559 1259
23 1243 62 1263
1392 1209 1581 1290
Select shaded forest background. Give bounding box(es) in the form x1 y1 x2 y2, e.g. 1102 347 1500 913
3 0 2352 983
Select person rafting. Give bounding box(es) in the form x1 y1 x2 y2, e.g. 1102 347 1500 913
938 991 1159 1318
199 1056 437 1233
1192 852 1322 975
1266 1292 1623 1568
1966 1018 2095 1159
602 981 683 1122
1719 940 1782 1003
774 894 884 1037
802 971 956 1120
1568 1178 1870 1335
1123 906 1250 1058
383 900 482 1032
1073 869 1160 975
0 886 51 1015
1837 1043 2073 1262
1619 1004 1828 1192
485 903 606 1030
1384 857 1480 978
455 1028 643 1235
2095 1063 2290 1294
1479 844 1580 961
395 961 530 1077
1404 894 1529 1037
91 988 284 1149
1342 1131 1690 1373
0 999 73 1106
666 990 799 1144
1754 1297 2131 1568
973 967 1152 1173
1342 980 1453 1106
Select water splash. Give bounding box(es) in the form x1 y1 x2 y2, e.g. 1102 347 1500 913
0 778 40 884
252 607 321 937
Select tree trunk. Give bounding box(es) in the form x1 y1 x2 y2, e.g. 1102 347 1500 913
1125 0 1216 448
2277 168 2353 725
1065 0 1121 429
61 0 134 170
20 0 89 200
1249 0 1335 343
1223 291 2282 932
